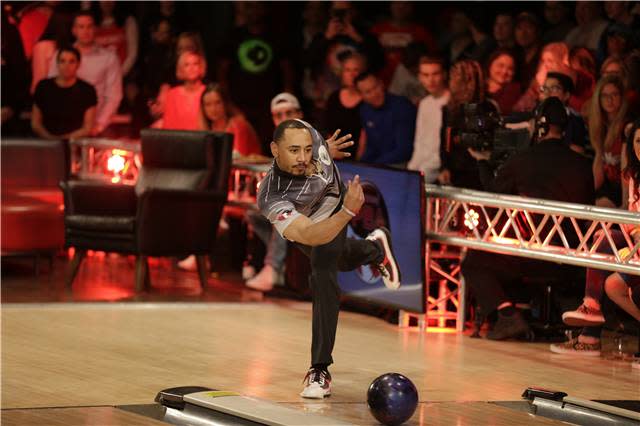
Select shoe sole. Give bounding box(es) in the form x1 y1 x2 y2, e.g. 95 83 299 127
300 389 331 399
549 345 601 357
374 227 401 290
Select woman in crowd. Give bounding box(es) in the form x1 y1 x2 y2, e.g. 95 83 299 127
323 52 366 159
199 83 261 157
485 49 521 115
590 74 629 207
30 10 71 94
31 46 97 139
551 119 640 358
160 50 206 130
92 1 138 78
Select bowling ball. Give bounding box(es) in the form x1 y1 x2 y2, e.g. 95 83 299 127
367 373 418 425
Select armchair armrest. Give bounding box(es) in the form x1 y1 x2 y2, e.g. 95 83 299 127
60 180 137 216
136 188 229 255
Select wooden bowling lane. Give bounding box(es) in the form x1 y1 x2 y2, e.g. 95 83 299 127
2 302 639 424
1 407 167 426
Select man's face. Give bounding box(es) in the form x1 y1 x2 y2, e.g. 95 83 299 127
540 77 569 103
57 51 80 80
72 16 95 46
272 107 303 126
493 15 514 43
271 128 313 176
418 63 446 95
357 75 385 108
515 20 538 48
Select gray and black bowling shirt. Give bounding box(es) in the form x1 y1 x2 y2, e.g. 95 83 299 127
258 120 343 239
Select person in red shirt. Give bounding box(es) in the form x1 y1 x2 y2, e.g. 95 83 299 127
161 50 206 130
370 1 436 86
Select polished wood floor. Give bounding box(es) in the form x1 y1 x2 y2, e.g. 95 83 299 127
1 255 639 425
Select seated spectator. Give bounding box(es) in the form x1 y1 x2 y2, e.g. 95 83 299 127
199 83 261 157
598 1 640 64
589 74 630 207
542 1 575 44
463 97 595 340
161 50 206 130
515 12 542 91
324 52 366 158
600 56 627 81
439 59 485 189
565 1 609 52
485 49 521 115
408 56 450 183
47 11 122 136
370 1 436 86
539 71 588 153
32 46 97 140
493 13 515 49
92 1 138 79
355 71 416 166
551 120 640 357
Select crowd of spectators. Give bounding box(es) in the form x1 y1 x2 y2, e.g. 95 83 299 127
2 1 639 350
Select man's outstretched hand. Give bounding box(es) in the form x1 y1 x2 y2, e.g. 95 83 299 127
327 129 354 160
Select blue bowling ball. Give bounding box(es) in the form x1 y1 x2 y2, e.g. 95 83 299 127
367 373 418 425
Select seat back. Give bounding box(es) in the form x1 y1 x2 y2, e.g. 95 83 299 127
136 129 234 195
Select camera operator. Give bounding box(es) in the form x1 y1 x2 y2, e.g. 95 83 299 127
461 96 595 340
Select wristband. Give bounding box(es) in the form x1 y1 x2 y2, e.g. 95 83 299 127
341 206 356 217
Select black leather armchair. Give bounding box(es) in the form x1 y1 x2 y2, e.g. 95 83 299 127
61 129 233 291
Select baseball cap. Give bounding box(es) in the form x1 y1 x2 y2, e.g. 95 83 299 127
270 92 301 113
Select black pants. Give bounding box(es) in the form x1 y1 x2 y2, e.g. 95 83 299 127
296 226 383 366
461 249 573 315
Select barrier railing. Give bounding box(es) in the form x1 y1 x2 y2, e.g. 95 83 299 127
411 185 640 332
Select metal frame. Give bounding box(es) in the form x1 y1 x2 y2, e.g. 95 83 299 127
420 185 640 332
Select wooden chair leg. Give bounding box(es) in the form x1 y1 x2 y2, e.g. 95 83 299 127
66 249 86 288
196 255 208 290
135 256 149 292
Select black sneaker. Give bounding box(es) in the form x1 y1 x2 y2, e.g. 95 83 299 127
487 311 531 340
300 367 331 399
366 227 401 289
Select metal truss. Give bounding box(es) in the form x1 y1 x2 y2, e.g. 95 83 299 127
415 185 640 332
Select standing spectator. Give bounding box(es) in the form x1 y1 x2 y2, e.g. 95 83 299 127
439 60 486 189
32 46 97 139
48 11 122 136
408 56 450 183
387 41 429 106
355 71 416 166
161 50 206 130
370 1 436 86
589 74 629 207
485 49 521 115
199 83 261 157
139 18 175 113
324 52 366 159
92 1 139 79
493 13 515 49
2 6 30 135
218 1 295 149
17 1 56 60
30 9 72 94
515 12 542 91
542 1 575 44
565 1 609 52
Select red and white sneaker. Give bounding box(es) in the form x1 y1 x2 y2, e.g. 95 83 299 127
562 303 605 327
300 368 331 399
366 227 401 289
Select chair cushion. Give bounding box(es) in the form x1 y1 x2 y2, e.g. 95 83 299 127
65 215 135 232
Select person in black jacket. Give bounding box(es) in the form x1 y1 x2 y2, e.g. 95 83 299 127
462 97 595 340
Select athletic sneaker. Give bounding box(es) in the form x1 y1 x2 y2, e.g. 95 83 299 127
562 304 605 327
366 227 401 290
300 368 331 399
549 338 601 357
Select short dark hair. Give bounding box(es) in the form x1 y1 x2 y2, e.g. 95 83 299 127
73 10 95 25
546 72 574 94
273 119 308 143
57 45 81 62
354 70 377 86
419 55 446 69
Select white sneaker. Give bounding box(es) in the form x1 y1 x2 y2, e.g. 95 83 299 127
177 255 197 272
300 368 331 399
246 265 277 291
